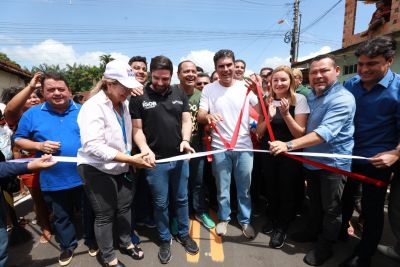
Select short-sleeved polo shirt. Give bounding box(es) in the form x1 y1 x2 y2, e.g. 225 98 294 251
15 100 82 191
129 84 189 159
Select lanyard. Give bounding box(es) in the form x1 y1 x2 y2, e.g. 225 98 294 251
113 104 128 149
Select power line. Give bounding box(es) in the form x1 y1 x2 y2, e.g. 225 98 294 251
301 0 343 33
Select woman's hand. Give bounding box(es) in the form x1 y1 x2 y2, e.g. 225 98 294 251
278 98 290 116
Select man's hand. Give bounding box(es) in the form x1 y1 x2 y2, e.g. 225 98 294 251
130 86 144 97
140 148 156 166
368 150 399 168
269 140 288 155
129 152 155 168
180 140 195 154
29 72 43 90
38 140 61 154
206 113 223 124
27 154 57 171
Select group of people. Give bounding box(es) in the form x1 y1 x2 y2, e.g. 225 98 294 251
0 35 399 267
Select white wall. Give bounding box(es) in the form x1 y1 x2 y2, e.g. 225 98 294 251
0 70 26 99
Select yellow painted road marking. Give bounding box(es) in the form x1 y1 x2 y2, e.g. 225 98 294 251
209 210 225 262
187 219 201 263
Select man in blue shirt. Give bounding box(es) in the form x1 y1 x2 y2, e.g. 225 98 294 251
14 73 96 266
269 54 356 266
339 37 400 267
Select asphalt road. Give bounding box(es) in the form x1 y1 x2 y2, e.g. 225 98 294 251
7 196 399 267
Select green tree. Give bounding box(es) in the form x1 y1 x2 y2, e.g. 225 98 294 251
99 54 114 72
0 52 21 67
31 64 64 74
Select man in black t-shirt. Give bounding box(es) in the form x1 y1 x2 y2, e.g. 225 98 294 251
129 55 199 264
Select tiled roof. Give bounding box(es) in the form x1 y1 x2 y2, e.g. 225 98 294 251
0 59 32 80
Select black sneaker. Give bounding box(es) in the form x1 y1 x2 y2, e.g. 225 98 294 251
176 235 199 255
303 246 332 266
269 230 287 249
158 240 172 264
59 249 73 266
262 219 274 234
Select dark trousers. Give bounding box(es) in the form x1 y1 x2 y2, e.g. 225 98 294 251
351 163 392 258
307 169 346 242
131 169 152 225
189 156 207 214
340 178 362 236
78 165 133 264
389 169 400 254
264 154 302 231
42 185 95 251
0 190 8 267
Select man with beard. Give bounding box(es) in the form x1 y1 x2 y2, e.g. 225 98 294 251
129 56 198 264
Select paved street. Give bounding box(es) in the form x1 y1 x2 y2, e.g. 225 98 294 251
7 196 399 267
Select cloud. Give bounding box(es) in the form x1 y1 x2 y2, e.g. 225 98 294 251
297 46 332 62
260 46 332 69
0 39 129 68
0 35 21 45
261 56 290 69
180 50 215 75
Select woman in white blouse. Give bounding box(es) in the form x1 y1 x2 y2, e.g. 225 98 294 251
77 60 153 267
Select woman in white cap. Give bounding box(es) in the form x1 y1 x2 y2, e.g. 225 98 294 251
77 60 154 267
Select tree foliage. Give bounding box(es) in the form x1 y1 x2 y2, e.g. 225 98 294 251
0 52 20 67
30 54 113 94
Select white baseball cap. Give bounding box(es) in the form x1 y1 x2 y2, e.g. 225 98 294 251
104 60 142 89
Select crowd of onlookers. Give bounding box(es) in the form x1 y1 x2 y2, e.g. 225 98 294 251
0 35 399 267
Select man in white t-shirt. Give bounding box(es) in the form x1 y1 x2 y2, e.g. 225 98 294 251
197 49 258 239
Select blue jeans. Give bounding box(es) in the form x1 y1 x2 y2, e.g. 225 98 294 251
145 160 189 241
43 185 95 251
189 156 207 214
212 151 253 224
0 192 8 267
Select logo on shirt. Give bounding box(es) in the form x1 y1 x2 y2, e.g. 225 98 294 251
127 68 134 77
172 100 183 105
142 101 157 109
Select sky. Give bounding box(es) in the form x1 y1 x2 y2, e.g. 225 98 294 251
1 0 376 82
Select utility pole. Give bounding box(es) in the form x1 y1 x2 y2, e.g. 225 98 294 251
290 0 300 64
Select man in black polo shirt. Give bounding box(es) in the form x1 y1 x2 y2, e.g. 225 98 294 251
129 55 198 264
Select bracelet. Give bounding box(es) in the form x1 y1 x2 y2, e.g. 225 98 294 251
182 139 190 143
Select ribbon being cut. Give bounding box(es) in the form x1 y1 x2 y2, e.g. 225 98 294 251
9 82 387 187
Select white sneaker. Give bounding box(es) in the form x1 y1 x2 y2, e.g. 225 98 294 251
216 221 229 236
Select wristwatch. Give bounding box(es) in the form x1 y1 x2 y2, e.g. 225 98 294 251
286 141 294 151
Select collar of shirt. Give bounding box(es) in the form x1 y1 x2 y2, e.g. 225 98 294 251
352 69 394 91
146 84 173 97
40 99 78 114
310 81 340 99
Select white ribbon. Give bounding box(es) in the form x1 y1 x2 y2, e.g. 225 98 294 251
7 149 368 164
